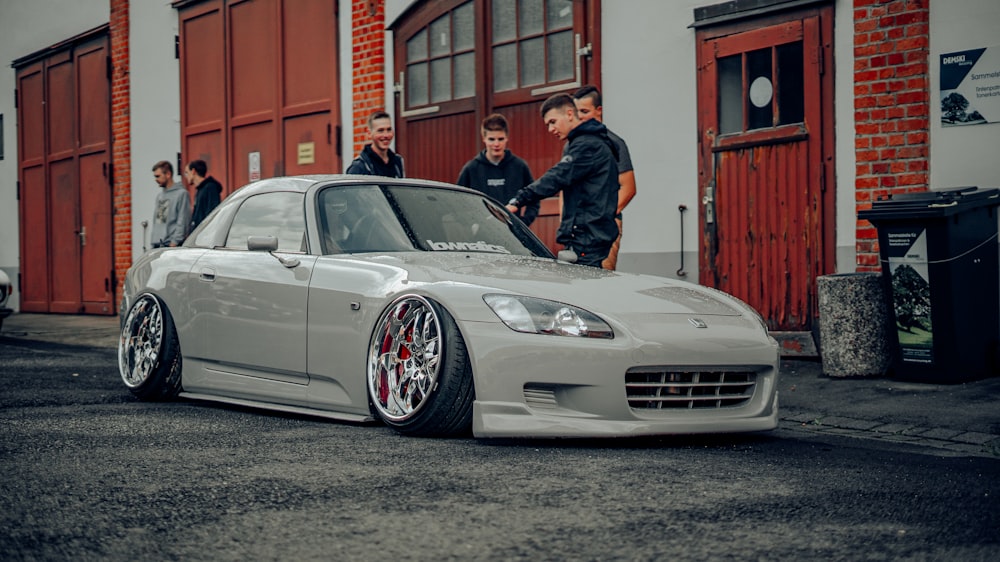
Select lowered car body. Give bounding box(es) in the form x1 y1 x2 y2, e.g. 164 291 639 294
119 175 779 438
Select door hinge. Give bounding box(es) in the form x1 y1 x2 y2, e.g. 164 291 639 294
175 35 180 59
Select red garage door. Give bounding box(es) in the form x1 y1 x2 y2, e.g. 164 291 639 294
15 28 114 315
177 0 342 196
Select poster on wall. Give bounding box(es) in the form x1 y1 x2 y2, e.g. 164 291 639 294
940 47 1000 127
885 228 933 363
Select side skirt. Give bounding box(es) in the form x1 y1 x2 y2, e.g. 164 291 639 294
179 392 377 424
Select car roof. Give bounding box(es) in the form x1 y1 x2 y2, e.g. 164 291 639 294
232 174 474 198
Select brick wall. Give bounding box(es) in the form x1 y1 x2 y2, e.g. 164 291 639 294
352 0 387 158
854 0 930 270
110 0 131 303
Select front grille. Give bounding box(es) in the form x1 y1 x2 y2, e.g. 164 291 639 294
626 369 756 410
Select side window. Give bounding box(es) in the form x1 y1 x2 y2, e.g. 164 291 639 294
492 0 576 94
718 41 804 134
225 192 306 251
404 1 475 110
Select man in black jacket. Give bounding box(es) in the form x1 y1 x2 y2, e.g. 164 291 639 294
346 110 405 177
506 93 619 267
185 159 223 231
457 113 539 225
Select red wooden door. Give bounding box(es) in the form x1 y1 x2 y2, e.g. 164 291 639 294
16 31 113 315
391 0 600 253
178 0 341 197
696 9 834 331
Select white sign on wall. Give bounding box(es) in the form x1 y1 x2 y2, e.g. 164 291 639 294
940 46 1000 126
249 151 261 181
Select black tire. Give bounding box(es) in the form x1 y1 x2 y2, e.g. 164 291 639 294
367 295 474 437
118 294 183 401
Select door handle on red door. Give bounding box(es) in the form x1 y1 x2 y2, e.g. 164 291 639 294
200 267 216 281
702 184 715 224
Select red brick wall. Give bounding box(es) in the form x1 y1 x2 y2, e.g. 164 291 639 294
352 0 387 158
854 0 930 270
110 0 131 303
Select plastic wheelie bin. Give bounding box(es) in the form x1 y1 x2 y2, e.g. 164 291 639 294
858 186 999 383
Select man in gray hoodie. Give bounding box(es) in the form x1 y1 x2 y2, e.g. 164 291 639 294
150 160 192 248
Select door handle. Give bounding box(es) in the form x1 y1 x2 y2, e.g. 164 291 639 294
702 184 715 224
200 267 216 281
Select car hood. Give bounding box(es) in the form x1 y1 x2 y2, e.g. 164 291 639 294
358 252 748 317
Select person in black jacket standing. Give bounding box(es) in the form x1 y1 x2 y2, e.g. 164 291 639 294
457 113 539 226
346 110 405 177
185 159 223 232
506 93 619 268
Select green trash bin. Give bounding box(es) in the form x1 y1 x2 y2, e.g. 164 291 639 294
858 186 999 383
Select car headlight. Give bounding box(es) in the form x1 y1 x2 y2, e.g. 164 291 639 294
483 294 614 339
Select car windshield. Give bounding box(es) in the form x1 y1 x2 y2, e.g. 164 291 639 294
316 184 552 258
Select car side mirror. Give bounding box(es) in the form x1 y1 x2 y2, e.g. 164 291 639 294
247 235 300 268
247 235 279 252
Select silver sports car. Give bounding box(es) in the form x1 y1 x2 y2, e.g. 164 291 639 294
119 175 779 438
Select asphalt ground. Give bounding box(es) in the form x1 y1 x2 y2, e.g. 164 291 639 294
2 312 999 457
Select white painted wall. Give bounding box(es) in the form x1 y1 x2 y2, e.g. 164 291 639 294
834 0 858 273
0 0 108 311
929 0 1000 190
129 1 180 260
600 0 702 278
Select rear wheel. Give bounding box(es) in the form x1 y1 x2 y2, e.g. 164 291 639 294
118 294 182 401
367 295 474 437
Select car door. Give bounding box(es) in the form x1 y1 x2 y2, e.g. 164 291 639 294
185 191 315 404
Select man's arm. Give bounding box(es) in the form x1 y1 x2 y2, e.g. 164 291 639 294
617 170 636 215
168 192 192 245
456 161 472 188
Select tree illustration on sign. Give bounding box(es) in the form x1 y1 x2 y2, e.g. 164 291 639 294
891 264 931 333
942 92 970 124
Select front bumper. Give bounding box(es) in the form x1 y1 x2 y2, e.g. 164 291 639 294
460 319 780 439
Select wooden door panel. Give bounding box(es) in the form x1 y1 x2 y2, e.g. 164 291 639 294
181 4 226 127
80 152 113 313
229 0 278 120
19 165 49 312
405 112 477 183
77 37 113 314
283 113 333 176
180 1 227 193
77 44 109 152
231 122 278 188
697 10 831 331
49 159 81 313
46 57 75 158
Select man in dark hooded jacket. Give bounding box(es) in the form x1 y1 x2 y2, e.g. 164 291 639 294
506 93 619 267
185 159 223 231
457 113 538 225
346 110 405 177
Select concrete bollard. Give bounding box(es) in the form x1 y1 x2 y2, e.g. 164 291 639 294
817 272 892 378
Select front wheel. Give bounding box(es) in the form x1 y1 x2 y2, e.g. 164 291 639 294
118 294 182 401
367 295 474 437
